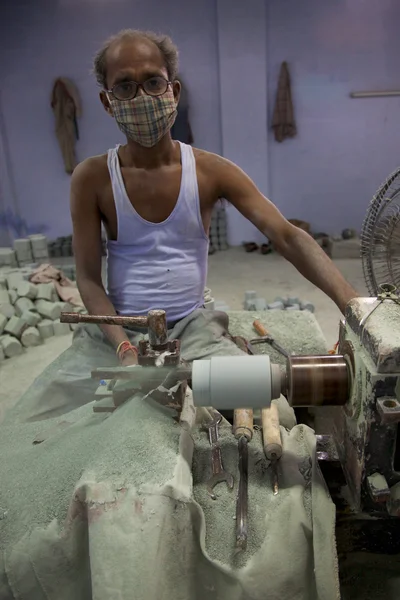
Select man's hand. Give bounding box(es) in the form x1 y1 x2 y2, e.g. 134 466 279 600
207 155 358 314
121 351 138 367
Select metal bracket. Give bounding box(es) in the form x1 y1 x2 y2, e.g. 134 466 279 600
376 396 400 424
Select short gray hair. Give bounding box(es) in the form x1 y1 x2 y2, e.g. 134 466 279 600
93 29 179 89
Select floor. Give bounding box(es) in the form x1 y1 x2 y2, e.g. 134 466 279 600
0 248 367 418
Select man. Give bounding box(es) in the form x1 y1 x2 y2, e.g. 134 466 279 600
9 28 356 423
69 28 356 372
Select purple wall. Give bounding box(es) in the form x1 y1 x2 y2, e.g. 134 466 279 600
0 0 221 240
217 0 270 246
1 0 400 242
267 0 400 235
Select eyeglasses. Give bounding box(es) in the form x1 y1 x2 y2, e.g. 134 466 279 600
107 76 171 101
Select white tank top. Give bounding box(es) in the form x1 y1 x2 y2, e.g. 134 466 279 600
106 142 209 323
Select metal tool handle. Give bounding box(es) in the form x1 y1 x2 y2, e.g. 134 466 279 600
61 312 149 327
210 445 224 475
236 435 249 550
61 309 168 347
253 320 269 337
233 409 254 441
207 424 219 447
252 320 289 359
262 403 282 460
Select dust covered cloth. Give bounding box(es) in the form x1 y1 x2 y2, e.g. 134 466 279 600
0 310 340 600
272 61 297 143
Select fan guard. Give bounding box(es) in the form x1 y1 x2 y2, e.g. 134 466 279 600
361 168 400 296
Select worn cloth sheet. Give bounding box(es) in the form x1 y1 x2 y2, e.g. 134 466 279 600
29 263 83 309
0 309 339 599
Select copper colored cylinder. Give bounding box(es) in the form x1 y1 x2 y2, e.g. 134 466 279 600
287 355 350 407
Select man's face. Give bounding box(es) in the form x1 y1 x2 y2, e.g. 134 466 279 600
100 37 180 115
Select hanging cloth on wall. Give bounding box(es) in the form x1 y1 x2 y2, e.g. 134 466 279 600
272 61 297 143
51 78 82 174
171 78 194 145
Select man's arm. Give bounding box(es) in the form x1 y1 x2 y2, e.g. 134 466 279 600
211 156 357 314
70 160 137 364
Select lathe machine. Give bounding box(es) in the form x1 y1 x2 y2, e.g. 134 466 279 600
62 289 400 553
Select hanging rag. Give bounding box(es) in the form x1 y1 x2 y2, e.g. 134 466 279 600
171 78 194 144
272 61 297 143
51 77 82 174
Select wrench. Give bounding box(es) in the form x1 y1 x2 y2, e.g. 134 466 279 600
203 413 234 500
249 336 290 359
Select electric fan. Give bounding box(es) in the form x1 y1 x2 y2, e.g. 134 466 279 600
361 168 400 296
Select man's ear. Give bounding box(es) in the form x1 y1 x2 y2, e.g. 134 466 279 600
100 91 114 117
172 80 181 105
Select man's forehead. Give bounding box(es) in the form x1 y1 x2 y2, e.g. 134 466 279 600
106 37 167 82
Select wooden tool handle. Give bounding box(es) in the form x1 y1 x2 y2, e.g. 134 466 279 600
253 320 269 337
262 403 282 460
233 409 254 441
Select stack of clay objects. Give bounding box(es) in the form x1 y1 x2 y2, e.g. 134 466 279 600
0 267 86 364
13 239 33 267
48 235 73 258
243 291 315 313
209 205 229 254
0 234 49 269
0 248 18 269
29 234 49 262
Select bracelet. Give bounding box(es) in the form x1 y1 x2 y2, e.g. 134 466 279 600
116 341 138 361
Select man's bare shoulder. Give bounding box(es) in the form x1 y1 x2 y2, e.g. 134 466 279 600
192 147 242 198
71 154 109 187
192 147 231 172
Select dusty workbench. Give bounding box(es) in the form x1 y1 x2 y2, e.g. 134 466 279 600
226 309 329 362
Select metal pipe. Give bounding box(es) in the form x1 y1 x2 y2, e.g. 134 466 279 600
235 436 249 551
350 90 400 98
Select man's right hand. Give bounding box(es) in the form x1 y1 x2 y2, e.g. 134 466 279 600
121 351 139 367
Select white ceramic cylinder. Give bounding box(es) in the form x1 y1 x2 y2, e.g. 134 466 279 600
192 355 281 409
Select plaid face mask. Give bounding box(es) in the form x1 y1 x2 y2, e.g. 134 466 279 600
109 89 178 147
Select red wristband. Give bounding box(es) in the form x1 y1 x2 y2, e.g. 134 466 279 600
116 341 138 362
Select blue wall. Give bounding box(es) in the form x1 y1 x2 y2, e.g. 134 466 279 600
1 0 399 244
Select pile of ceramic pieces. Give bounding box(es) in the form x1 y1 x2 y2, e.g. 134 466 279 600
243 291 315 312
